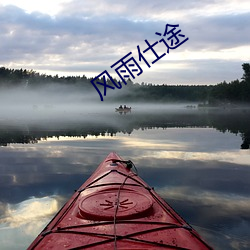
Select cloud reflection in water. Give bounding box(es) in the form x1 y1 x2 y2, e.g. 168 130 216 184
0 196 61 250
0 127 250 249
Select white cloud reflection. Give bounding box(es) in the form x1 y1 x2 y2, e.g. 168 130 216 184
0 196 59 230
0 196 63 250
153 150 250 167
0 196 62 250
0 196 61 249
157 186 250 213
7 126 249 167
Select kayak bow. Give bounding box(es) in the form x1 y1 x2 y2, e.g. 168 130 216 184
28 152 213 249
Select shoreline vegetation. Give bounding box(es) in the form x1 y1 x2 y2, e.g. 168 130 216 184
0 63 249 105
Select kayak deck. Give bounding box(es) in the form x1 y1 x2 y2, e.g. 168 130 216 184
28 152 213 249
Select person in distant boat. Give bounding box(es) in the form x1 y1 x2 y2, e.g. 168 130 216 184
124 105 127 109
119 105 122 109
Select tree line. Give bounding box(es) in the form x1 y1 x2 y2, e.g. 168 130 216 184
0 67 92 89
208 63 250 105
0 63 249 104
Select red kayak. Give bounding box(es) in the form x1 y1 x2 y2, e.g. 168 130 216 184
28 152 213 249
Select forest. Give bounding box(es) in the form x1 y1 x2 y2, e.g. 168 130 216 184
0 63 249 104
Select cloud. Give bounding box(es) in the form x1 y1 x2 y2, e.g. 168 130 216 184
0 1 249 84
186 13 250 50
157 186 250 216
58 0 239 20
0 196 62 249
0 196 59 229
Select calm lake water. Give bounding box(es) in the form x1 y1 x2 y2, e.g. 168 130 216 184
0 104 250 249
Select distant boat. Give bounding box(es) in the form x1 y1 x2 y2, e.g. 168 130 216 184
115 106 132 113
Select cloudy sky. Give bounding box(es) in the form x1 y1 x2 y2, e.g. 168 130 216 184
0 0 250 85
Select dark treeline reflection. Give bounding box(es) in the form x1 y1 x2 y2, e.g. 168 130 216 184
0 108 250 149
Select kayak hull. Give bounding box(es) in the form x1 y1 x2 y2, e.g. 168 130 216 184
28 152 213 249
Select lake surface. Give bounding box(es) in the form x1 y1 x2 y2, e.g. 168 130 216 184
0 104 250 249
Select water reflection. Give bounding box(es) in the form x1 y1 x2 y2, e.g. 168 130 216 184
0 196 59 228
0 196 62 250
0 107 250 149
0 109 250 249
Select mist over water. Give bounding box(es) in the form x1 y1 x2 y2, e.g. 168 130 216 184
1 84 250 149
0 84 198 124
0 85 106 121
